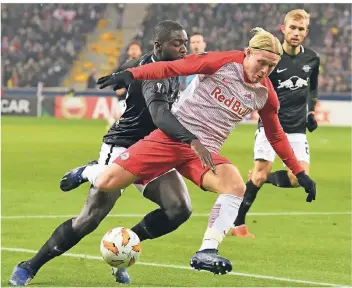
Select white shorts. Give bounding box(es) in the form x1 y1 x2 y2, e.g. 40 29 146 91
253 128 310 165
98 143 176 193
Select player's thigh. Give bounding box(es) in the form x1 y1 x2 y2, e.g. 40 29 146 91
253 128 276 163
114 130 190 188
134 170 191 211
202 163 246 197
73 186 121 229
286 133 310 165
177 152 231 190
285 134 310 184
95 162 140 192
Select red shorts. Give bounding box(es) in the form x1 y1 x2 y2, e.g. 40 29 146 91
114 129 231 188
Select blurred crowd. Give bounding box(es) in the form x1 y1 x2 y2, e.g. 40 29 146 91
133 3 351 93
2 4 351 93
1 3 106 87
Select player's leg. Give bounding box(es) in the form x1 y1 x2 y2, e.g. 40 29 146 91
231 128 275 237
266 134 310 188
131 170 192 241
10 187 121 286
60 161 138 193
231 159 273 238
11 144 128 286
114 171 192 284
61 131 181 194
187 163 245 274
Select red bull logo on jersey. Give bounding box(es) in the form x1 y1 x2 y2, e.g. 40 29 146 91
277 76 309 91
210 86 252 117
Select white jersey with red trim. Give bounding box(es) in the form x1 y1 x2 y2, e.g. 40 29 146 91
172 62 268 153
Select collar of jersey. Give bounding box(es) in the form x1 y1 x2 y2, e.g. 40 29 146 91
283 44 304 57
151 54 159 62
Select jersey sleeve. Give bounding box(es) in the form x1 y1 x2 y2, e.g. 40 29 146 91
142 79 197 144
141 79 170 106
127 51 244 80
258 79 304 175
308 54 320 112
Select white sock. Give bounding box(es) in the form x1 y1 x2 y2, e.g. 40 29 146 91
82 164 108 187
199 194 243 251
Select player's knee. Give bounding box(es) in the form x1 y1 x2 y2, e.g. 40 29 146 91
95 174 119 192
72 212 103 236
221 181 246 198
166 198 192 224
252 170 268 187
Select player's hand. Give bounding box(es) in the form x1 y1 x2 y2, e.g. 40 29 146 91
296 171 316 202
306 113 318 132
97 71 134 90
190 139 216 174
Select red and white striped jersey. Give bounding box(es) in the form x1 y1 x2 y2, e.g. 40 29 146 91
171 55 270 153
128 51 303 175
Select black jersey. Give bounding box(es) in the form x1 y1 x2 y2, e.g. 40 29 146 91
258 46 320 134
103 53 180 147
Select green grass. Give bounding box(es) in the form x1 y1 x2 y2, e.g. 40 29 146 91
1 117 351 287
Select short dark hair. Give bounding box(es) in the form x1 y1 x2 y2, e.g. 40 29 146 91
191 32 204 38
153 20 185 43
128 41 142 49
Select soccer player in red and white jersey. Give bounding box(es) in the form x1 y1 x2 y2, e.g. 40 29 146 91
61 28 316 275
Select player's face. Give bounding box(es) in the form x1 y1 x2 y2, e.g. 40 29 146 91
281 18 309 48
160 29 188 61
190 34 206 54
244 49 280 83
128 44 142 60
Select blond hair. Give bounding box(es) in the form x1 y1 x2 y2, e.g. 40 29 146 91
284 9 310 26
248 27 283 56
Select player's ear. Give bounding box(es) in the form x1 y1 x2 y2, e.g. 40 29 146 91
244 47 251 57
305 28 309 37
280 24 285 34
154 41 162 52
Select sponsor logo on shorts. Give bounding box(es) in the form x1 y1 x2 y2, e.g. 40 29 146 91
120 152 129 160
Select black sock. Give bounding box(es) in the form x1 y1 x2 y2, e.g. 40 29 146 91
21 218 82 274
266 170 294 188
131 209 180 242
234 180 261 226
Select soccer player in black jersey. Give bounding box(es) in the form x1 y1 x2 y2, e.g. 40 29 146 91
10 20 214 286
232 9 320 238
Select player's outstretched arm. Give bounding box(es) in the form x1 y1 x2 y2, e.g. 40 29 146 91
97 51 242 90
259 80 316 202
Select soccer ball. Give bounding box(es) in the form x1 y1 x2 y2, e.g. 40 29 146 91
100 227 142 268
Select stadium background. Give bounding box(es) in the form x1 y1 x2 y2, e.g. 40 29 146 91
1 3 351 287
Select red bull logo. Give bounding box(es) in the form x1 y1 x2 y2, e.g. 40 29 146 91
210 86 252 117
278 76 308 90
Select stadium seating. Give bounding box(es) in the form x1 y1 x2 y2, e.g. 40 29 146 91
128 3 351 93
1 3 107 87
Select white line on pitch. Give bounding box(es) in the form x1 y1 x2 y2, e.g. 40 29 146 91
2 247 350 287
1 211 351 219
